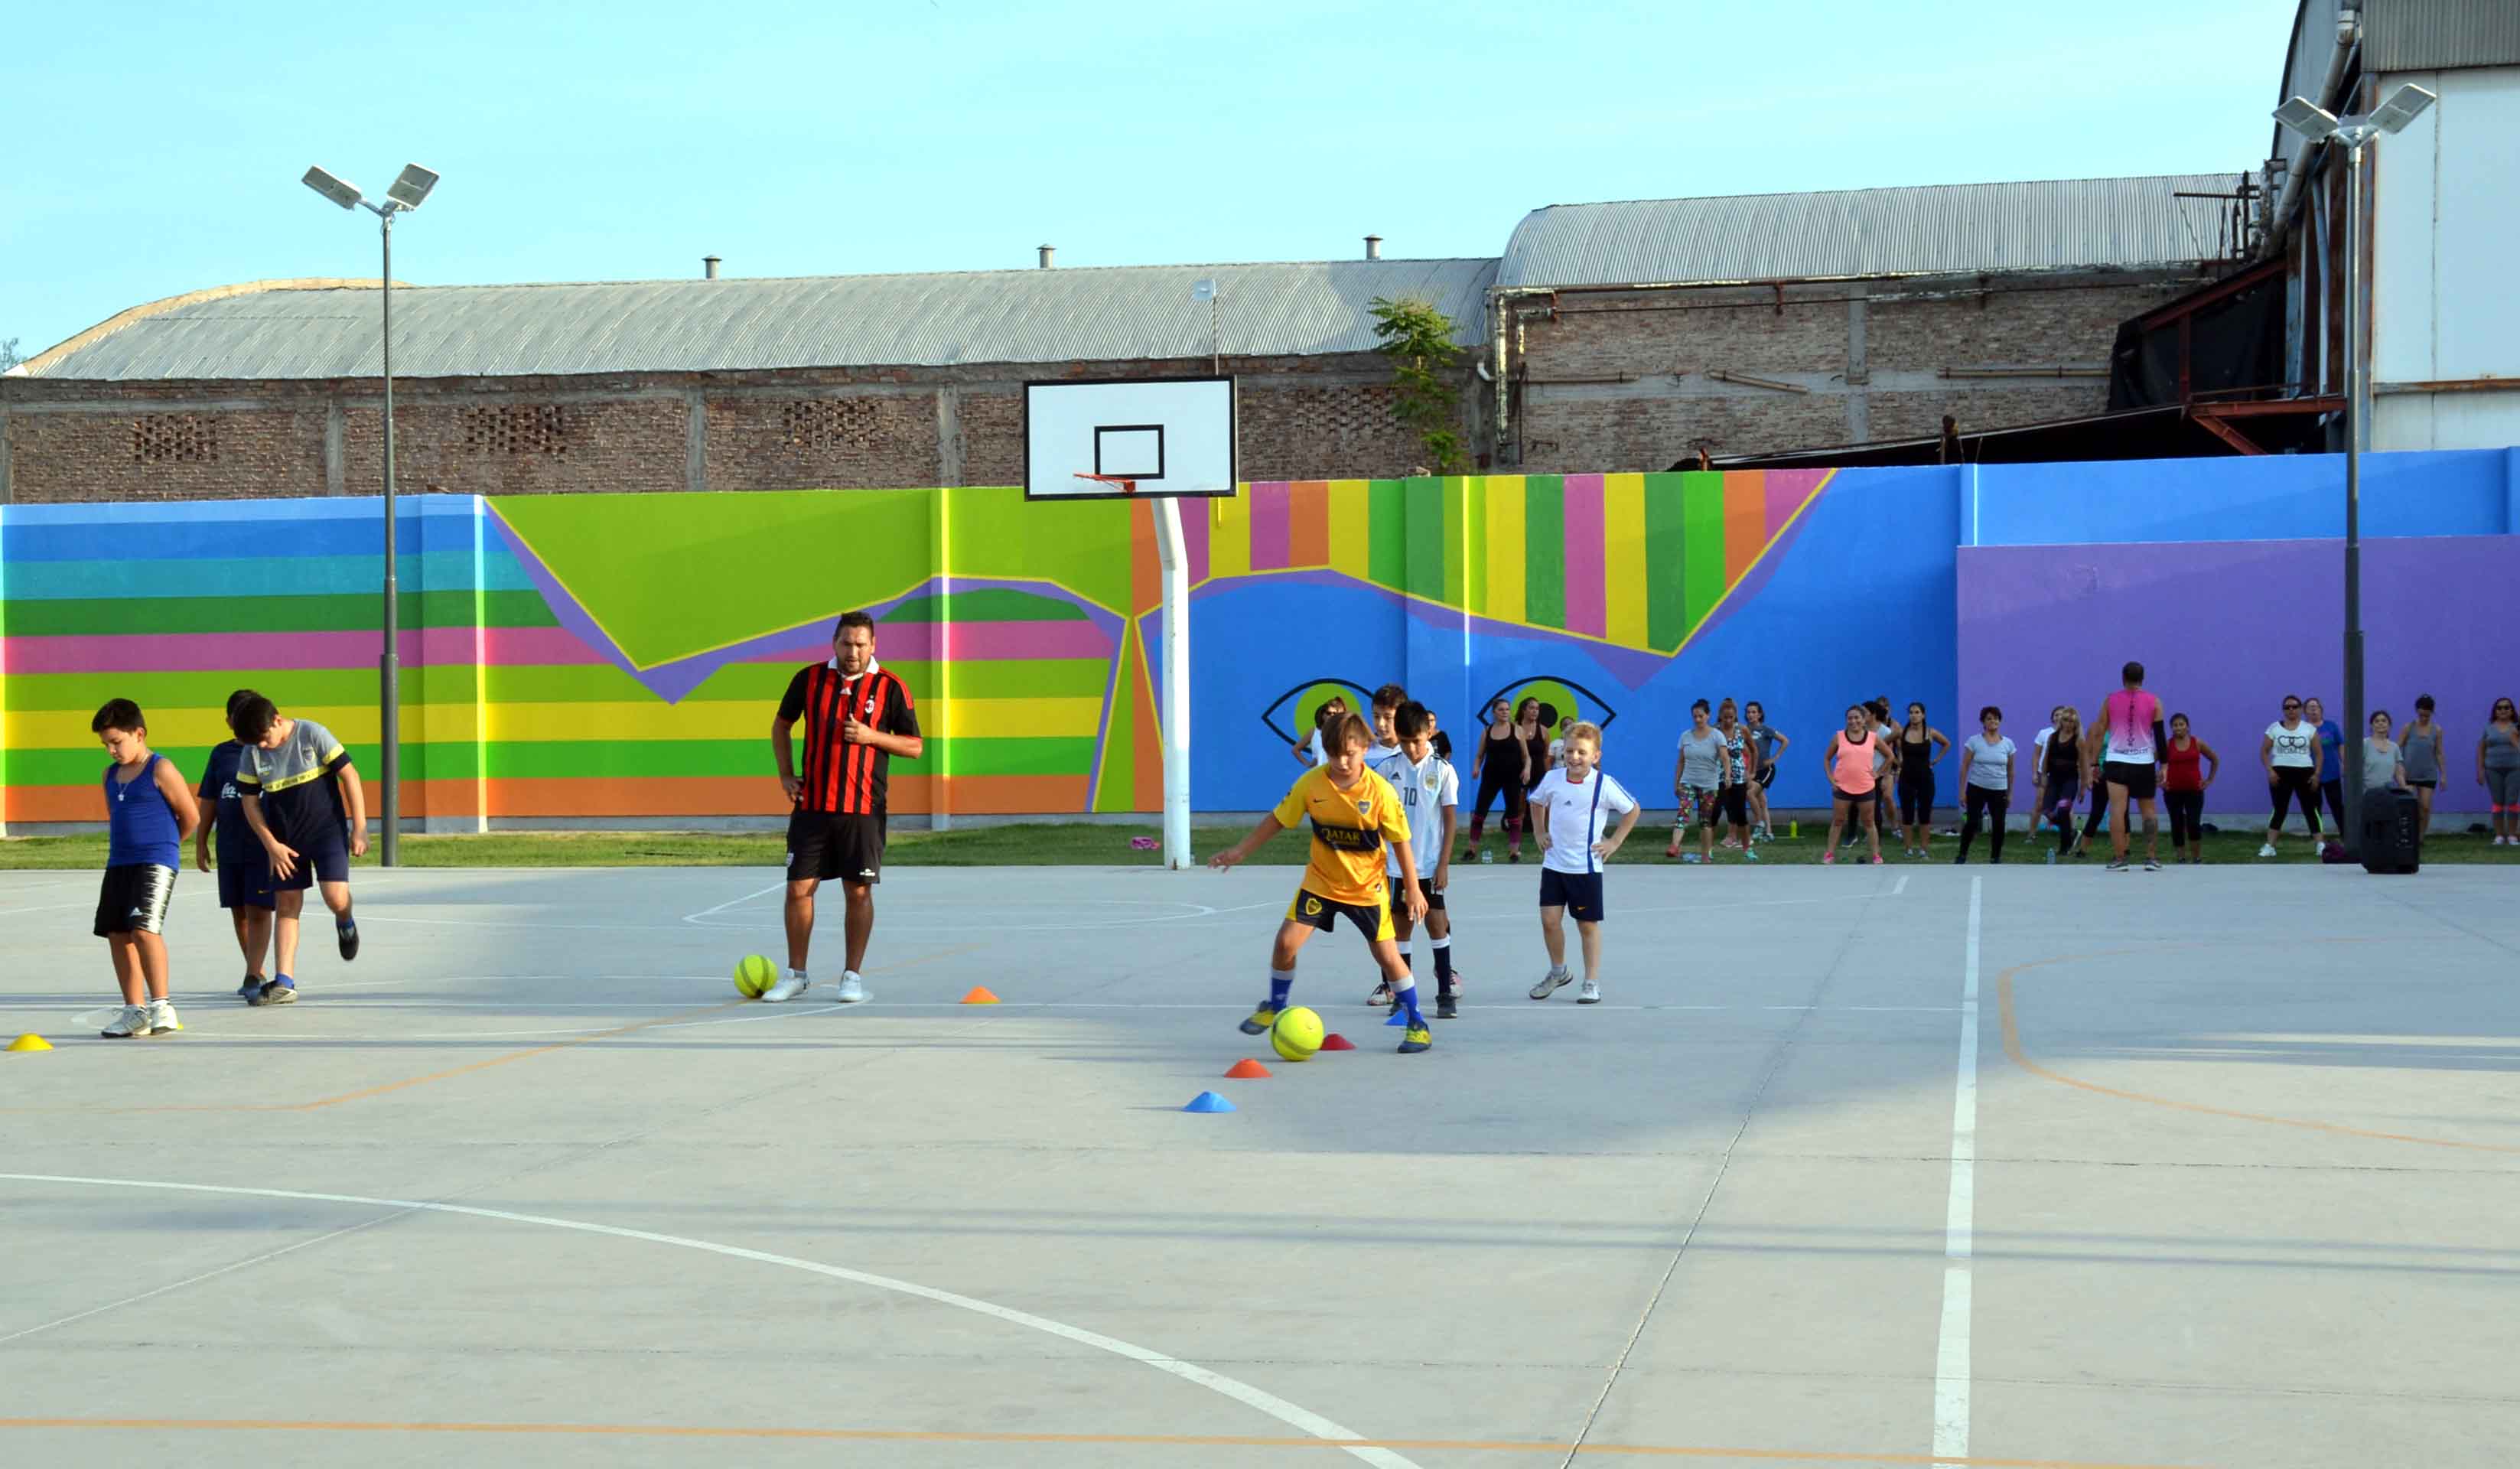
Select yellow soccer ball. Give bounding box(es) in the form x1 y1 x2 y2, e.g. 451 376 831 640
1270 1005 1324 1062
734 954 778 998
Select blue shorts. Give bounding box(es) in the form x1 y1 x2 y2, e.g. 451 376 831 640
272 826 350 891
1538 868 1605 923
215 848 276 910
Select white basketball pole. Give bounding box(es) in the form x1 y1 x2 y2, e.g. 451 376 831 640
1151 496 1193 869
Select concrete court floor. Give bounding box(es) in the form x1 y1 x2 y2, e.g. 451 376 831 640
1 858 2515 1469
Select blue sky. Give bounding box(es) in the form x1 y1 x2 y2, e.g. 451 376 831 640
5 0 2301 360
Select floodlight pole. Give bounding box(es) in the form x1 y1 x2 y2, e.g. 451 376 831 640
377 204 402 867
2340 136 2367 862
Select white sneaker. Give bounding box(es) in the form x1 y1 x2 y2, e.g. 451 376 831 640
763 970 810 1002
833 972 868 1004
99 1004 149 1039
145 999 181 1036
1577 979 1601 1004
2256 843 2277 858
1528 966 1574 1000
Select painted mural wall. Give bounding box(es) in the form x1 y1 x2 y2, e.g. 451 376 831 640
2 450 2512 829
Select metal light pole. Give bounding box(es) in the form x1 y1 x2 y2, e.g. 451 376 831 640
2274 84 2433 862
304 164 439 868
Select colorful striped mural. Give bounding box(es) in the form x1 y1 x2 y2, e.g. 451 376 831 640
1 471 1832 826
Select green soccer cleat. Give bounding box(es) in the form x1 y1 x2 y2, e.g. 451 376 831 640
1397 1022 1432 1054
1238 1005 1280 1037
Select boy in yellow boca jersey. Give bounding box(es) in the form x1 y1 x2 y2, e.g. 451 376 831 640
1212 712 1431 1054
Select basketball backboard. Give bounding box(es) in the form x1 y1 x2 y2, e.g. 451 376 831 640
1023 376 1237 500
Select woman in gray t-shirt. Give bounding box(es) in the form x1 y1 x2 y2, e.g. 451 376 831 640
1953 706 2017 865
1669 700 1734 865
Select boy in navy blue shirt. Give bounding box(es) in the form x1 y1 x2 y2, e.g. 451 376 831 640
195 689 278 1004
234 694 368 1005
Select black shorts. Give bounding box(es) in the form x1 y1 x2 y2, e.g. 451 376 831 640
96 863 177 937
1755 764 1778 790
787 809 886 884
1701 783 1748 827
272 826 350 891
1289 888 1393 942
2103 761 2158 800
1388 884 1446 921
1538 868 1604 923
215 847 275 910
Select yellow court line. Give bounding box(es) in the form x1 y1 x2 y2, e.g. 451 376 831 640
0 1417 2212 1467
1997 941 2520 1157
2 943 991 1117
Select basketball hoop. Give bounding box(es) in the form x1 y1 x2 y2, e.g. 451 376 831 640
1074 472 1140 495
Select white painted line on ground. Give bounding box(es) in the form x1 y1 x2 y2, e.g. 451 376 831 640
0 1174 1423 1469
1893 875 1910 897
0 1210 412 1347
1932 876 1981 1467
679 881 786 925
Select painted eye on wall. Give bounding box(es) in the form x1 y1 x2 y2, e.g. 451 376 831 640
1478 676 1619 734
1260 679 1373 744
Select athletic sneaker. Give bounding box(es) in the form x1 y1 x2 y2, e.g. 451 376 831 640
2257 843 2278 858
144 998 181 1036
2107 858 2130 871
1367 980 1393 1007
833 972 868 1004
1744 849 1762 863
763 970 809 1002
1664 841 1681 859
336 917 360 962
1507 848 1522 864
1435 992 1458 1021
99 1004 150 1039
1238 1004 1281 1036
1822 849 1837 865
260 976 298 1005
237 972 266 1006
1870 855 1884 865
1528 966 1574 1001
1396 1021 1432 1054
2144 858 2163 871
1576 979 1601 1004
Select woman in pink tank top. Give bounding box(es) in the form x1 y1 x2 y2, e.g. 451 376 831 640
1819 705 1885 865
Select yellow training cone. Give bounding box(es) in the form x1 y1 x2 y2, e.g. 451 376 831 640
6 1034 54 1053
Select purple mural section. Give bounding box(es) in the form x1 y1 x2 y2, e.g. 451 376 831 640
1958 535 2520 815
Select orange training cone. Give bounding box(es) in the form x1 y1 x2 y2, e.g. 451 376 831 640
960 986 1000 1005
1224 1057 1271 1079
1318 1033 1356 1051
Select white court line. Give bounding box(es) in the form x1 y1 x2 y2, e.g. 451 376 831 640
0 1210 411 1347
1893 875 1910 897
145 1004 851 1042
0 1174 1423 1469
679 881 786 925
1931 876 1981 1467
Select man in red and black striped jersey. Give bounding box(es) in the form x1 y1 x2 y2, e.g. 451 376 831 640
764 611 923 1003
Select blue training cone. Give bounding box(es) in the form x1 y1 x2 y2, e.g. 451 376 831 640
1182 1090 1236 1113
1385 1009 1410 1026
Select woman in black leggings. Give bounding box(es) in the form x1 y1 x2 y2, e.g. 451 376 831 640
2259 695 2323 857
1460 697 1526 859
2039 707 2087 859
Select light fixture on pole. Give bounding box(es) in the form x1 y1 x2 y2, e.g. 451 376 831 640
2272 81 2433 862
302 161 441 868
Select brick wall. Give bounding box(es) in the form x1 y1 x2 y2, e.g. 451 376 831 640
2 353 1472 502
1507 270 2203 470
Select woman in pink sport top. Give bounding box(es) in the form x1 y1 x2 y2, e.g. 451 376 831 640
1818 704 1887 865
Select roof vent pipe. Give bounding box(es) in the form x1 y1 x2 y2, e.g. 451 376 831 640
1038 245 1055 269
1364 234 1382 260
702 256 721 279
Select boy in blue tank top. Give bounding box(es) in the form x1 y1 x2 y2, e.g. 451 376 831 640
91 699 200 1039
195 689 278 1004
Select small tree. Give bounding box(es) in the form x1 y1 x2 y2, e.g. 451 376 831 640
0 337 22 373
1369 297 1468 474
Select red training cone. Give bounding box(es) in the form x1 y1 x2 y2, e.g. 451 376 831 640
1224 1057 1271 1079
1318 1033 1357 1051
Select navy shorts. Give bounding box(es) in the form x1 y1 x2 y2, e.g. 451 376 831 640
1538 868 1605 923
273 826 350 891
215 846 275 910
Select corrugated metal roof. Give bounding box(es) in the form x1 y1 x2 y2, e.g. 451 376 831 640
24 258 1498 382
1496 176 2248 290
2365 0 2520 70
